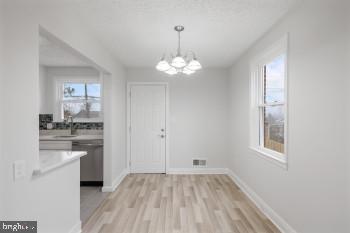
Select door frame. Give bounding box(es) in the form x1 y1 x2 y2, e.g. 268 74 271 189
126 82 170 174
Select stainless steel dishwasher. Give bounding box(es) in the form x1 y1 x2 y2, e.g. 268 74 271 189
72 140 103 186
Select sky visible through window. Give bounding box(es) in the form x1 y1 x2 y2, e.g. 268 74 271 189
263 54 285 151
265 54 285 103
62 83 101 119
64 83 100 100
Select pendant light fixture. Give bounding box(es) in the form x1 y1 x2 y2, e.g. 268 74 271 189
156 25 202 75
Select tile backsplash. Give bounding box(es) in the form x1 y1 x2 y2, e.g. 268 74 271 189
39 114 53 129
39 114 103 130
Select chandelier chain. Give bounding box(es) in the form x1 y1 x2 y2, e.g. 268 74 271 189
177 30 181 56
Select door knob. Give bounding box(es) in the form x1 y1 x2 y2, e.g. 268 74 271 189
160 135 165 138
161 129 165 132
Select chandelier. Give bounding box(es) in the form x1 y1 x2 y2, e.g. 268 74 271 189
156 25 202 75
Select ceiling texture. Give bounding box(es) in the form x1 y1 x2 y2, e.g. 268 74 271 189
71 0 299 68
38 0 300 68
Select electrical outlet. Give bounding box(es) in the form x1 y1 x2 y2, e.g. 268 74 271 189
13 160 26 181
46 123 53 130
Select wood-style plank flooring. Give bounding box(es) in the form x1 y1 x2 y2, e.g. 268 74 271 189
83 174 280 233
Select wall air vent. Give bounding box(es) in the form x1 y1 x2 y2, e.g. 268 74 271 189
192 158 207 168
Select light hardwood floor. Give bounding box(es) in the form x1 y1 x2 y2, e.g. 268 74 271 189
83 174 280 233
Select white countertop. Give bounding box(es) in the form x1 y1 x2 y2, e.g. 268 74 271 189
39 134 103 141
33 150 87 176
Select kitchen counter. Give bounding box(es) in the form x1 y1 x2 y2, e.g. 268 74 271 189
39 134 103 141
33 150 87 176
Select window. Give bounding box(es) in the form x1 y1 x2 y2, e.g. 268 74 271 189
250 36 287 167
58 81 102 121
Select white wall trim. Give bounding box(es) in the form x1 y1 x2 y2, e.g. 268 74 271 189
226 169 297 233
167 168 227 174
102 168 129 192
249 34 289 170
68 221 81 233
53 76 103 123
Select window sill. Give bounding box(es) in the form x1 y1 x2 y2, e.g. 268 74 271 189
250 147 288 170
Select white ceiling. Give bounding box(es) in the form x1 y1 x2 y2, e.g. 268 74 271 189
70 0 299 68
39 35 89 67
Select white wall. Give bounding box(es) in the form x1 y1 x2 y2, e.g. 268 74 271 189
347 1 350 231
228 0 348 232
32 161 81 233
38 65 47 114
1 1 126 232
127 68 229 170
39 66 100 118
0 0 4 219
110 73 127 180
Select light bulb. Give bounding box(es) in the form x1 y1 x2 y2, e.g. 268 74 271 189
171 56 187 68
183 66 195 75
165 67 177 75
156 59 171 71
187 59 202 71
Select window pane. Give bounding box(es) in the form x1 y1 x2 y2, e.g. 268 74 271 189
62 82 101 119
63 101 101 119
264 105 284 153
63 102 86 119
86 83 101 100
85 102 101 118
63 83 86 100
64 83 101 100
264 55 285 103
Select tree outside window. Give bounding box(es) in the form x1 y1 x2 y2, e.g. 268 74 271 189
61 83 101 120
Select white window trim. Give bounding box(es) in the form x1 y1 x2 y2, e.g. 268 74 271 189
54 76 104 123
249 34 289 170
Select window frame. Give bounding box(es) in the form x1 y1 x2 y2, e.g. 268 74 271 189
54 77 103 123
249 35 288 169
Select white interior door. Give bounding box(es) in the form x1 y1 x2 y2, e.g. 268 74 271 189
130 84 166 173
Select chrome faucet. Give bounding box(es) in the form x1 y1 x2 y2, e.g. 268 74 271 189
66 116 76 135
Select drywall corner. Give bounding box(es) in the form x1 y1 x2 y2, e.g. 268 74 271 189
102 168 128 192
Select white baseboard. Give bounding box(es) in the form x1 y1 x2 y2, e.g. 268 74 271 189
102 168 129 192
68 221 81 233
226 169 297 233
167 168 227 174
